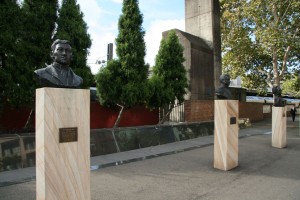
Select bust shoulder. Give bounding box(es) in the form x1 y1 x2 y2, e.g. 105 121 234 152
70 69 83 87
34 65 53 76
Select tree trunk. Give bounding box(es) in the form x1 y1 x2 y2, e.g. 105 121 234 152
24 108 33 130
279 28 299 79
272 47 280 86
114 104 124 128
158 104 174 125
111 104 124 152
266 71 273 88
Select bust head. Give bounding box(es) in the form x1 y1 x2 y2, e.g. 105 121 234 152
34 39 83 88
219 74 230 88
50 39 73 67
272 86 282 97
215 74 232 100
272 86 286 107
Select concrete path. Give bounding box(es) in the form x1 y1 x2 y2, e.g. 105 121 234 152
0 116 299 200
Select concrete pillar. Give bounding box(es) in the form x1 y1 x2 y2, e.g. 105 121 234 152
185 0 222 96
214 100 239 171
272 107 287 148
36 88 90 200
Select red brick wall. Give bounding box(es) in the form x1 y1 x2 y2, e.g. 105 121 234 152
239 102 263 122
185 100 264 122
185 100 214 122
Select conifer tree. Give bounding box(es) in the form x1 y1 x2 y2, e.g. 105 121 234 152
0 0 20 106
148 30 188 124
95 0 149 151
116 0 148 82
96 0 148 112
0 0 36 107
0 0 21 66
22 0 58 68
0 0 59 107
55 0 93 88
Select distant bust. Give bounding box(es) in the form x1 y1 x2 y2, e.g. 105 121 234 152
215 74 232 100
34 39 83 88
272 86 286 107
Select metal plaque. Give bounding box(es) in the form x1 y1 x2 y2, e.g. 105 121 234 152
59 127 78 143
230 117 237 125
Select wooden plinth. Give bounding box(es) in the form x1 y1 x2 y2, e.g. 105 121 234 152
272 107 287 148
214 100 239 171
36 88 90 200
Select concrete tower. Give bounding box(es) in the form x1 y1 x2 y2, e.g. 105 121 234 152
185 0 222 96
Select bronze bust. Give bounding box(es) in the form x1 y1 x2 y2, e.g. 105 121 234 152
272 86 286 107
215 74 232 100
34 39 83 88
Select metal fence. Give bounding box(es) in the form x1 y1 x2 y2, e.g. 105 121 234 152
160 102 185 123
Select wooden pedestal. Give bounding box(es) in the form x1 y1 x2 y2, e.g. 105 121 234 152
36 88 90 200
272 107 287 148
214 100 239 171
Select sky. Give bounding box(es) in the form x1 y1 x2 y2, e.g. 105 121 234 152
76 0 185 74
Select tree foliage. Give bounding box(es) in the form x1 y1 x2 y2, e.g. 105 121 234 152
22 0 58 68
95 0 149 152
221 0 300 91
1 0 93 110
55 0 93 88
95 0 149 110
0 0 59 107
0 0 24 107
148 30 188 124
281 71 300 97
116 0 148 80
95 60 124 107
0 0 21 63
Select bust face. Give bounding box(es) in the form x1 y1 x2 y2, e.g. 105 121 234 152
220 75 230 87
52 43 72 66
272 86 282 96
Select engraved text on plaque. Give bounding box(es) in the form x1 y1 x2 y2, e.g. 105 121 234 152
59 127 78 143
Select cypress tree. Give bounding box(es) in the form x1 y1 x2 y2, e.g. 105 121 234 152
116 0 148 82
148 30 188 124
55 0 93 88
0 0 21 66
95 0 149 151
0 0 35 107
21 0 58 68
0 0 59 107
96 0 149 110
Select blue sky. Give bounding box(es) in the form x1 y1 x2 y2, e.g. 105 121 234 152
77 0 185 74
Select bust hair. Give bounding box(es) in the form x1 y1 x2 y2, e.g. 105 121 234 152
219 74 230 82
51 39 71 52
272 86 281 95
